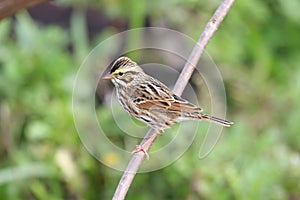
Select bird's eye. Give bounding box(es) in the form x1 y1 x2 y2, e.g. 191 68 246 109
118 72 124 76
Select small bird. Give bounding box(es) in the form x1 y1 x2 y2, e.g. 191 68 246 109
103 57 233 158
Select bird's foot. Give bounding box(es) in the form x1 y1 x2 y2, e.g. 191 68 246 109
159 130 164 135
131 144 150 160
131 133 159 160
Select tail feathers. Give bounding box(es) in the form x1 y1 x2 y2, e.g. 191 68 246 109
200 114 233 127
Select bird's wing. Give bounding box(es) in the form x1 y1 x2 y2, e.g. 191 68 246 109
132 78 203 112
169 94 203 112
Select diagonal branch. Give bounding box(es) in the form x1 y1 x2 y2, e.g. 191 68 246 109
112 0 235 199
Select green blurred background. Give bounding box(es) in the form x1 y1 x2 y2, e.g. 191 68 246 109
1 0 300 199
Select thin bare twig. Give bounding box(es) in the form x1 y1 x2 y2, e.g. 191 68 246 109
112 0 235 199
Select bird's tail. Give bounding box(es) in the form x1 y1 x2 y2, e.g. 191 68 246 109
199 113 233 127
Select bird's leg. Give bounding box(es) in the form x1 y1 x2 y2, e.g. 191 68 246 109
159 130 165 135
131 131 161 160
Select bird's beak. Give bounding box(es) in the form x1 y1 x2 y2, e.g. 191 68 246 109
102 73 113 80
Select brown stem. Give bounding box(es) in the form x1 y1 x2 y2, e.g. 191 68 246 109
112 0 236 199
0 0 48 20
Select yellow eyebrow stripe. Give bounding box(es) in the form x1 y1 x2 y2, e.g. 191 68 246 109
113 69 127 75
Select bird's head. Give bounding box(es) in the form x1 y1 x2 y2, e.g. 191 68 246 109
102 57 144 86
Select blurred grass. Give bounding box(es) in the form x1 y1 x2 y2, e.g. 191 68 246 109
0 0 300 199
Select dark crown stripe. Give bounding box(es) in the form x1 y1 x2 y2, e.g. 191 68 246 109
110 57 131 73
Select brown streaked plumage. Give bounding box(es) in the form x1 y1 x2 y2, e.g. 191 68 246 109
103 57 233 158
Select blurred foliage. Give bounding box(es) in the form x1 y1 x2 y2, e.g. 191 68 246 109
1 0 300 199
